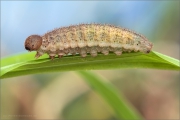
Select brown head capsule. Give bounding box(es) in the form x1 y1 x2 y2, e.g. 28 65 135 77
24 35 42 51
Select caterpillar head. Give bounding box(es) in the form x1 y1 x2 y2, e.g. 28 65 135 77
25 35 42 51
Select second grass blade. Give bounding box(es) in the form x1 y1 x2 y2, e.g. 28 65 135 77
78 71 143 119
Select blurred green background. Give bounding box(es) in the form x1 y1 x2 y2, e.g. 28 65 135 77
1 1 179 120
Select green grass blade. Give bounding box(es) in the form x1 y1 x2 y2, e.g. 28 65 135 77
1 51 179 79
77 71 143 119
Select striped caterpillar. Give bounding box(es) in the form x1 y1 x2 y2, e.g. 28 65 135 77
24 23 153 60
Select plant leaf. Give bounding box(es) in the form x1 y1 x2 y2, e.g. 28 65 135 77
0 51 179 79
77 71 143 119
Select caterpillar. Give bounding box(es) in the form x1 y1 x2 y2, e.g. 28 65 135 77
24 23 153 60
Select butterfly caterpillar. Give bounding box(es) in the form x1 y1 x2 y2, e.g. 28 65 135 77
25 23 153 60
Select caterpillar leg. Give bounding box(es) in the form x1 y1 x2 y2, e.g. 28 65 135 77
58 55 63 58
58 51 64 58
114 51 122 55
90 47 98 57
35 52 42 59
90 51 97 57
113 48 122 55
101 47 109 55
69 48 77 55
80 53 87 57
48 52 56 60
80 48 87 57
49 55 55 60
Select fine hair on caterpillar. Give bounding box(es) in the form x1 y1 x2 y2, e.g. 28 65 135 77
24 23 153 60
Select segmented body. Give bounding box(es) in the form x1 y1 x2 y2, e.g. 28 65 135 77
24 24 153 59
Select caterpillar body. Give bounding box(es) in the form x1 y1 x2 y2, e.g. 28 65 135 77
24 23 153 60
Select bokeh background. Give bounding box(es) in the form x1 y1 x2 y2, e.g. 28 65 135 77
1 1 179 120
